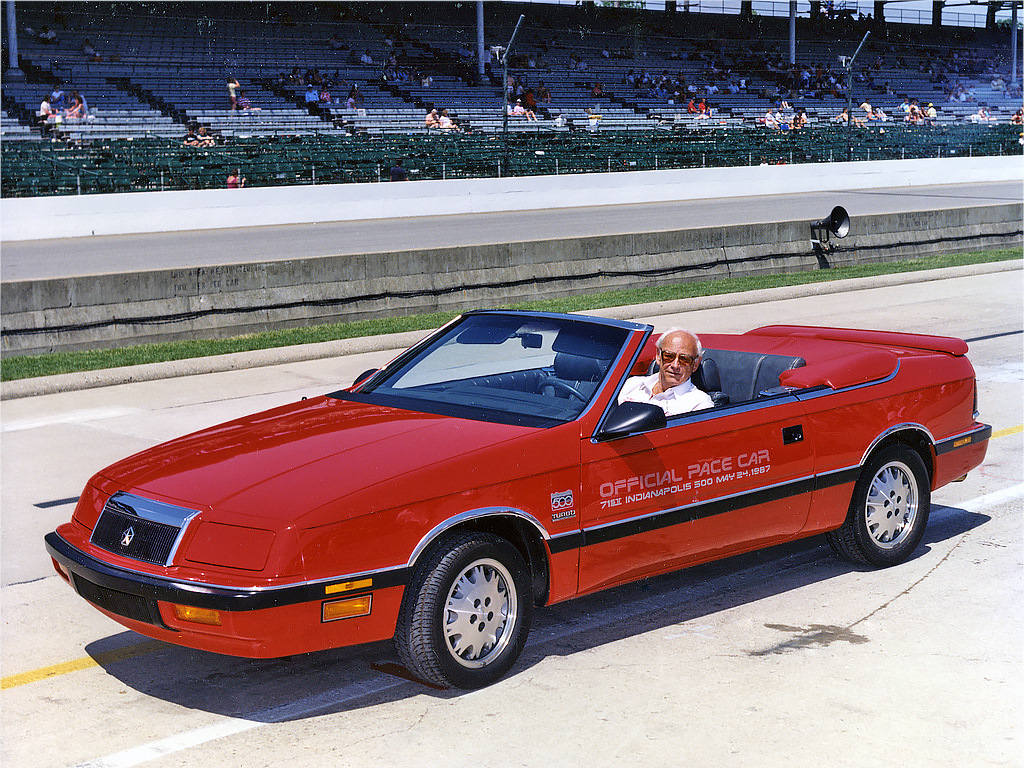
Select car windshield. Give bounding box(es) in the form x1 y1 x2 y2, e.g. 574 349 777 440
337 313 632 427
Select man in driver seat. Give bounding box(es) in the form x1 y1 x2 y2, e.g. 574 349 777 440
618 329 713 416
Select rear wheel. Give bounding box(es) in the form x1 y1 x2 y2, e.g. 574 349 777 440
827 445 930 567
395 533 533 689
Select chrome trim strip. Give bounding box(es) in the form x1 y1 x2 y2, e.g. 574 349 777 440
407 507 552 567
815 463 861 482
859 422 936 465
105 492 197 527
937 422 991 445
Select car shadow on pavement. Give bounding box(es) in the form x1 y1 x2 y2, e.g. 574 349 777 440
84 503 990 718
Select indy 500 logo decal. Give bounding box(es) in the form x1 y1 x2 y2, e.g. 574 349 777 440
550 490 576 521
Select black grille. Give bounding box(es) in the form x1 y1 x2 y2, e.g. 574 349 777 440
72 573 161 626
92 506 180 565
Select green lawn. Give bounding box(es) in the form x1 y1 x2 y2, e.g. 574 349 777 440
2 248 1018 382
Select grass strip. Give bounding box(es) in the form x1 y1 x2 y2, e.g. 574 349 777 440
3 248 1019 382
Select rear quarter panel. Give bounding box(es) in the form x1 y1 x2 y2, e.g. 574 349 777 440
799 350 980 533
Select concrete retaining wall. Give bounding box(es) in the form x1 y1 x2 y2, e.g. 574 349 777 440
2 156 1020 242
4 202 1020 356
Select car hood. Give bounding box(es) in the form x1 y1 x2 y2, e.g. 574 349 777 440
98 395 550 525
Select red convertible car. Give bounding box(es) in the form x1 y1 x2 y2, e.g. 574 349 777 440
46 310 990 688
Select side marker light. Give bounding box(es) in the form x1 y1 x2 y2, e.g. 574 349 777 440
325 578 373 595
173 604 222 626
322 595 372 622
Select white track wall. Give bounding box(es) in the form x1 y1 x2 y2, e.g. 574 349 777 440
2 156 1019 242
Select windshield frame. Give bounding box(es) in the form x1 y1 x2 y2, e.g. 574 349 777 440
330 311 646 428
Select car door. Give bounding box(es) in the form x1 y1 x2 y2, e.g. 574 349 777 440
577 396 814 596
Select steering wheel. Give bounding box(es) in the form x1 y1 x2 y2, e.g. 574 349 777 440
542 378 586 402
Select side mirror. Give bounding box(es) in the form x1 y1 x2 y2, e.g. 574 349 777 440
598 401 666 439
352 368 379 387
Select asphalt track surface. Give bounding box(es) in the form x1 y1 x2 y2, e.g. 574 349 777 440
2 179 1019 281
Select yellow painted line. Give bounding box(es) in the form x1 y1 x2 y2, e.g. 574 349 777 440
5 425 1022 692
1 640 164 690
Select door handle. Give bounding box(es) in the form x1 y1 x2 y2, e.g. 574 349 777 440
783 425 804 444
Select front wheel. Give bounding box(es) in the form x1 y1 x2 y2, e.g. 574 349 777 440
827 445 931 567
395 533 533 689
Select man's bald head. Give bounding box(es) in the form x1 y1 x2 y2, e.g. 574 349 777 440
654 329 702 394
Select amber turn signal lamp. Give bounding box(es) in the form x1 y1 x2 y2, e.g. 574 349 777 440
322 594 372 622
173 604 223 626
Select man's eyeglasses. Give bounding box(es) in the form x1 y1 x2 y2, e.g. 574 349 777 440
659 350 696 366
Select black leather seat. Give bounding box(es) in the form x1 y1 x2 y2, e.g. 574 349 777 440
541 352 604 399
691 357 730 407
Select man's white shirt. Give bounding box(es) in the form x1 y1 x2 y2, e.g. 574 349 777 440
618 374 714 416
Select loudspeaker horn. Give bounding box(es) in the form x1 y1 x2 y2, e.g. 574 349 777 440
811 206 850 239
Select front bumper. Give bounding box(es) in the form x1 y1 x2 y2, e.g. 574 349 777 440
45 532 408 658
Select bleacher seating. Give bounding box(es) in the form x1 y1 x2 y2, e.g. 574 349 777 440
2 1 1019 195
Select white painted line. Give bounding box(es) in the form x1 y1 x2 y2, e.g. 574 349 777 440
939 482 1024 513
70 481 1024 768
2 407 140 433
72 676 405 768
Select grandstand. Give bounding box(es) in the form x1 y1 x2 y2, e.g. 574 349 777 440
1 1 1020 196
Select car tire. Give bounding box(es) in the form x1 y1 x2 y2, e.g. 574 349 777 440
827 445 931 568
395 532 533 689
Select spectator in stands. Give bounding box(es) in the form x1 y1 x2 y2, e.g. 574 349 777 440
37 25 58 44
425 108 439 128
226 169 246 188
793 110 808 129
508 100 537 122
833 108 865 128
304 84 319 111
227 78 240 110
49 86 66 111
906 99 922 124
236 91 261 111
185 125 215 148
75 89 89 115
81 38 102 62
968 107 996 123
1011 108 1023 126
347 85 364 108
389 159 409 181
360 50 374 65
38 95 53 135
537 82 551 104
64 94 85 120
763 109 779 130
439 108 462 131
925 103 937 124
591 82 603 98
